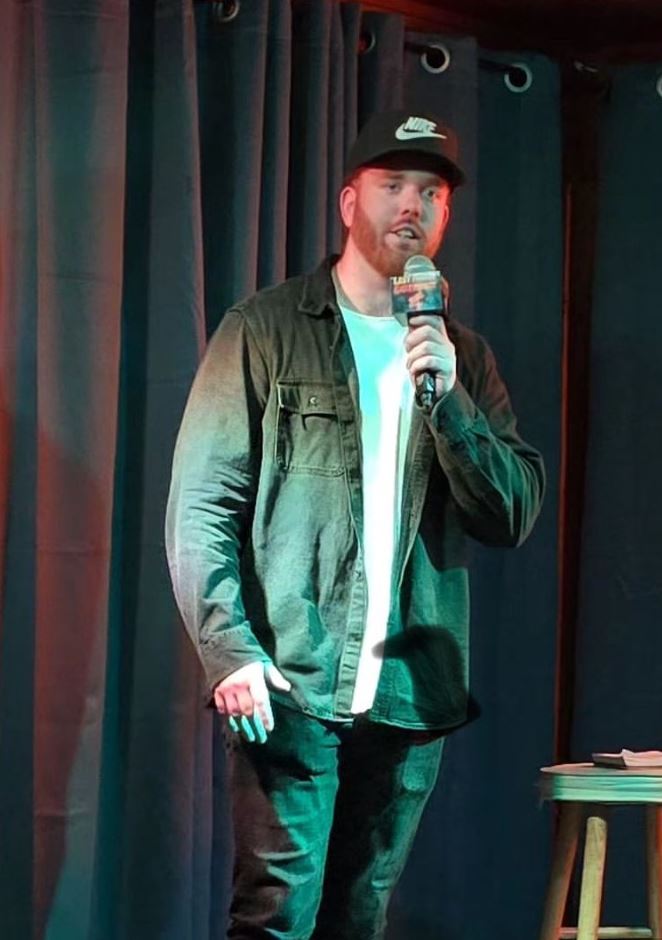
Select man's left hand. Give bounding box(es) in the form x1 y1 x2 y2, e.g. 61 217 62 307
404 313 457 402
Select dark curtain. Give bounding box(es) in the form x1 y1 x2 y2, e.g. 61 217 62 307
1 2 562 938
1 3 211 939
570 63 662 927
390 50 562 940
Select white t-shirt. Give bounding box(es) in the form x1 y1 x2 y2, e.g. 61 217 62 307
334 277 414 714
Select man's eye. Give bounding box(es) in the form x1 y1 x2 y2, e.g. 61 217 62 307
424 188 440 200
385 181 400 192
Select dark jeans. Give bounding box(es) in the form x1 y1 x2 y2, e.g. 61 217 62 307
225 702 444 940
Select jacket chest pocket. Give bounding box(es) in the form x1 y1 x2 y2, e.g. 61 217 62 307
275 382 344 476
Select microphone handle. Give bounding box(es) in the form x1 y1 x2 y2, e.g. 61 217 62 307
415 371 435 412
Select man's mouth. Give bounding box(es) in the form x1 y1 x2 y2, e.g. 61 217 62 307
388 226 424 252
391 225 422 243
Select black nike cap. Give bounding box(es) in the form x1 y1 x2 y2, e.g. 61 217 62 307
345 109 466 189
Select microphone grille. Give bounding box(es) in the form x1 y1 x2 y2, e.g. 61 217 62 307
404 254 436 276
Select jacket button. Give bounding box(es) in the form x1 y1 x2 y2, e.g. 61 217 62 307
308 395 318 406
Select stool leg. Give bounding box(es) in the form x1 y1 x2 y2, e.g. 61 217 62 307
539 803 583 940
576 807 608 940
646 805 662 938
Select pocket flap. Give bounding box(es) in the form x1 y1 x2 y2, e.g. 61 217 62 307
277 383 337 415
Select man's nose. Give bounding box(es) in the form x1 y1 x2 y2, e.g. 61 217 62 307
400 185 423 217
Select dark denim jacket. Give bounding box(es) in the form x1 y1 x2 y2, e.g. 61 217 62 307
165 258 545 732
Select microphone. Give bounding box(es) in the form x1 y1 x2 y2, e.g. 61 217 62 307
390 255 445 412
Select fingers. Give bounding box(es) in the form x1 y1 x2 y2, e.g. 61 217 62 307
223 683 263 743
404 318 450 349
405 319 454 369
218 689 243 719
409 354 450 375
248 669 274 736
227 713 266 744
235 685 255 717
406 342 454 373
250 711 268 744
404 320 457 400
215 661 287 745
239 715 256 743
213 687 226 713
255 692 275 734
215 663 264 721
264 663 292 693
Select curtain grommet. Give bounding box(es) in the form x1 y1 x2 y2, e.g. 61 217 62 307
212 0 240 24
359 29 376 54
504 62 533 93
656 75 662 99
421 43 451 75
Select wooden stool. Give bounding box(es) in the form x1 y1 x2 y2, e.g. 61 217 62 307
538 763 662 940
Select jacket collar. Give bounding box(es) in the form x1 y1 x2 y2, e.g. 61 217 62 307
297 255 341 317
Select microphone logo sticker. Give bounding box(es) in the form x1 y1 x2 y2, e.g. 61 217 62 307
395 117 447 141
390 257 444 326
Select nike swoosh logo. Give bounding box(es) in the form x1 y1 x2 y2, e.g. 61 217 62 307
395 124 447 141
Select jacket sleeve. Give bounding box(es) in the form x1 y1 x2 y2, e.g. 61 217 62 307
165 308 272 700
426 333 545 547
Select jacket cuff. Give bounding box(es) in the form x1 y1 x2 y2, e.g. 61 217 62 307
427 380 478 441
199 623 271 705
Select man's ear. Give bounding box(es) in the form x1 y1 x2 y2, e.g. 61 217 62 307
339 183 357 229
441 199 451 233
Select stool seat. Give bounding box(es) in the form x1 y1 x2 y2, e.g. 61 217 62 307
538 763 662 940
541 764 662 804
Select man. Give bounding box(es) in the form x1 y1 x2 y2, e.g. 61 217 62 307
166 110 544 939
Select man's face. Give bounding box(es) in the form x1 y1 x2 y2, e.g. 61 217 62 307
340 165 451 277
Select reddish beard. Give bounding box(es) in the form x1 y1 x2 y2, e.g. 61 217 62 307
349 200 442 277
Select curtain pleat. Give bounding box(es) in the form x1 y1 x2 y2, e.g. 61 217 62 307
358 12 404 118
467 51 562 939
116 3 209 939
339 4 361 166
256 1 292 288
29 3 129 938
0 3 39 937
325 7 346 251
195 0 273 332
287 0 337 273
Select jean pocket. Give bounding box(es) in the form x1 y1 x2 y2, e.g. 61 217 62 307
275 382 344 477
